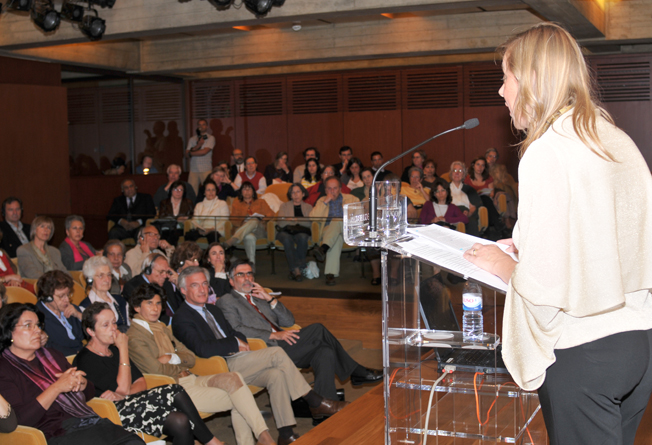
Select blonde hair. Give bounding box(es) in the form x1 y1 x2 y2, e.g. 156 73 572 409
498 23 615 160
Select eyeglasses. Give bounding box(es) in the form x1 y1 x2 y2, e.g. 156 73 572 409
173 187 184 192
452 169 464 173
15 321 43 331
144 233 160 238
234 272 254 278
94 273 112 280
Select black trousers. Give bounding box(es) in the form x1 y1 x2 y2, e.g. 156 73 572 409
278 323 359 400
538 328 652 445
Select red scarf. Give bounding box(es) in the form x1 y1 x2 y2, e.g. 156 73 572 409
64 238 95 263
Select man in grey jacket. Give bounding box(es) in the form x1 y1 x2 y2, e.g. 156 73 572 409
216 259 382 401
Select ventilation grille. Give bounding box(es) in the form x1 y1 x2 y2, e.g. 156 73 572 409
192 82 233 119
595 61 651 102
406 70 461 109
346 74 398 112
238 81 284 116
465 67 504 107
100 88 135 124
142 85 182 121
291 78 339 114
67 89 97 125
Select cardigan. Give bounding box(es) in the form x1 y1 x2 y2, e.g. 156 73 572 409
503 110 652 390
418 201 469 225
16 243 66 279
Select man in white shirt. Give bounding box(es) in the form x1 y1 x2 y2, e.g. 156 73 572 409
124 226 173 275
186 119 215 195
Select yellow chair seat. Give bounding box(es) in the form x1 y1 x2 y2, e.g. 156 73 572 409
0 425 47 445
5 286 37 304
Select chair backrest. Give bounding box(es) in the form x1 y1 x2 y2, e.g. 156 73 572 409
10 257 20 274
70 281 87 306
248 338 268 351
86 398 123 426
144 373 176 388
265 183 291 202
5 286 37 305
0 425 47 445
68 271 86 289
440 172 451 182
191 356 229 375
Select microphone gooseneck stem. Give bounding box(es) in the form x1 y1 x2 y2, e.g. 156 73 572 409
368 122 471 236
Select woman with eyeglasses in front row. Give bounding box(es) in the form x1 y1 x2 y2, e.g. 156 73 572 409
0 303 145 444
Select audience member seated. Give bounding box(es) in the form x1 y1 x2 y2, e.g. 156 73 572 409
36 270 84 357
448 161 481 236
421 159 438 190
153 164 197 208
107 179 157 241
419 179 469 228
126 284 276 445
275 184 313 282
186 180 229 245
135 154 159 175
104 239 132 295
17 216 66 279
204 242 232 298
171 267 348 443
170 241 212 303
0 233 35 293
0 284 5 309
300 158 321 190
218 260 382 401
485 147 517 197
76 302 226 445
305 166 351 206
309 177 359 286
0 196 30 258
491 163 517 228
104 156 127 176
333 146 353 178
157 180 194 246
60 215 97 271
125 226 173 276
293 147 323 184
233 156 267 195
80 256 130 333
351 168 373 202
229 148 246 181
401 167 430 208
264 152 292 185
464 156 494 197
0 303 144 445
341 157 364 190
370 151 392 181
0 392 16 434
197 166 238 203
225 183 274 265
123 253 181 325
400 149 426 183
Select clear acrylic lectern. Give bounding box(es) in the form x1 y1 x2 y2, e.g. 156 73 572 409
344 192 541 445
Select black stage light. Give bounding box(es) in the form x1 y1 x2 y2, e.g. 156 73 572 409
61 1 84 22
80 14 105 40
31 0 60 32
89 0 115 8
212 0 233 6
244 0 284 17
6 0 33 11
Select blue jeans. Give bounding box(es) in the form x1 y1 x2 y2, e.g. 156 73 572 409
276 231 310 271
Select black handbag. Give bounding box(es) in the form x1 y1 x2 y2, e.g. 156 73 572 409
278 224 311 236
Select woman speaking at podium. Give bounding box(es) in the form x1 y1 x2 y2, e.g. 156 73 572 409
464 23 652 444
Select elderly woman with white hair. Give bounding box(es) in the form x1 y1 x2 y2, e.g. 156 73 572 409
59 215 97 271
16 216 66 279
79 255 130 332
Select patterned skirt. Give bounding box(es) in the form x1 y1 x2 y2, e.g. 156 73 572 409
114 383 186 437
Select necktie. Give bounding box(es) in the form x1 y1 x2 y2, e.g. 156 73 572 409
245 294 280 332
203 307 224 339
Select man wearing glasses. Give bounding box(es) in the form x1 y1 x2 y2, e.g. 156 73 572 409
124 225 174 275
35 270 82 356
217 259 383 403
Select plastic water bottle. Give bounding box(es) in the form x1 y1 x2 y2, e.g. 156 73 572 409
462 281 483 341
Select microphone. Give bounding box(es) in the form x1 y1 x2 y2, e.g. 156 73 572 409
367 118 480 236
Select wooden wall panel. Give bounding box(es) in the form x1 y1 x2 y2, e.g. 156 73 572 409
234 115 288 169
341 110 402 170
0 56 61 87
605 101 652 167
286 113 344 168
0 84 69 223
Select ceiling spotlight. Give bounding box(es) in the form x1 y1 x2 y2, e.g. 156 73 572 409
61 1 84 22
244 0 284 18
31 0 60 32
212 0 233 6
89 0 115 8
80 14 105 40
6 0 33 11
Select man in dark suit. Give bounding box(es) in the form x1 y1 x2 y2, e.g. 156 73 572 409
229 148 245 181
0 197 30 257
122 253 181 325
35 270 84 357
107 179 156 241
332 146 352 177
216 259 382 401
172 266 349 445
